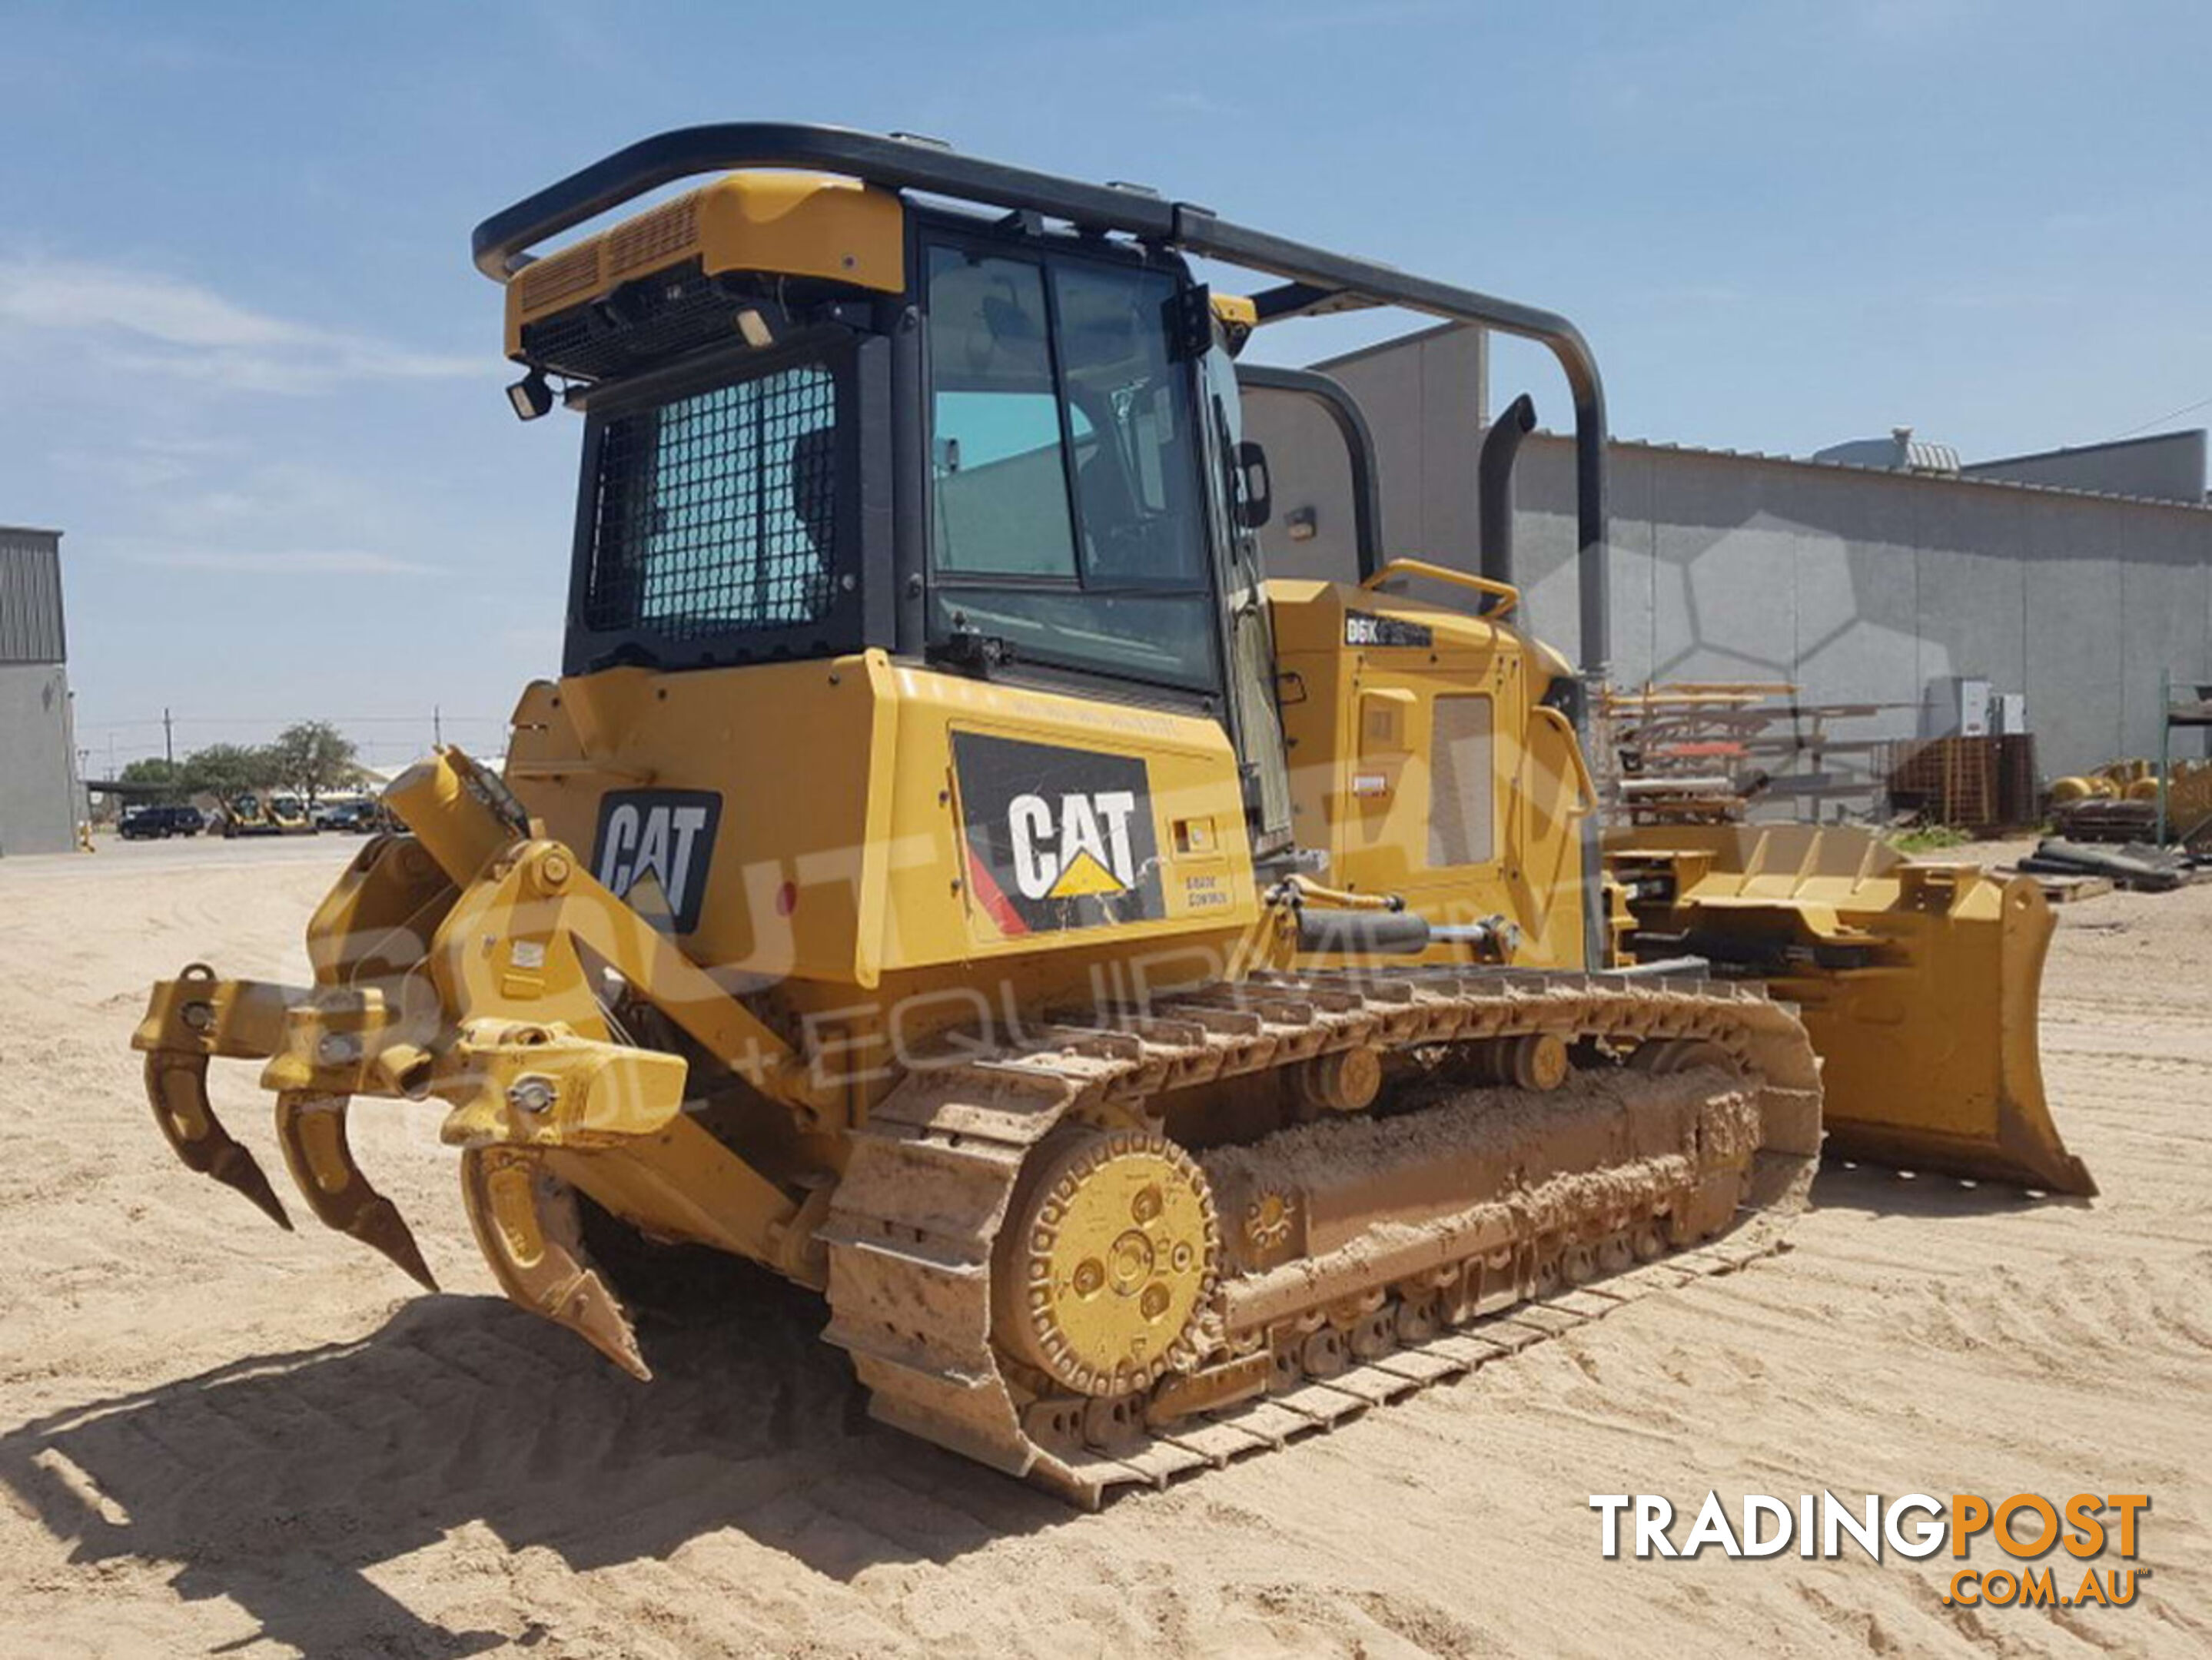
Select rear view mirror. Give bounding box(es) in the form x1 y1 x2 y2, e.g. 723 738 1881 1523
1234 440 1272 530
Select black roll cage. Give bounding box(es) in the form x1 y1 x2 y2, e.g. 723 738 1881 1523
474 122 1613 965
1230 363 1387 575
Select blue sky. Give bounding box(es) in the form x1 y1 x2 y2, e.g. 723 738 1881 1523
3 0 2207 772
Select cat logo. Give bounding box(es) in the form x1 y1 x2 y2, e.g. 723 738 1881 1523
952 732 1164 936
590 788 722 935
1009 789 1141 901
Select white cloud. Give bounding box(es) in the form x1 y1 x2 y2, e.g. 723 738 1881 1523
1157 90 1234 118
0 255 478 393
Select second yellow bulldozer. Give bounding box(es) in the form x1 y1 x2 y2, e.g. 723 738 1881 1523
132 124 2090 1506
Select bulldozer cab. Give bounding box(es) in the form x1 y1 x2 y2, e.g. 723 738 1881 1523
483 129 1614 920
520 169 1293 855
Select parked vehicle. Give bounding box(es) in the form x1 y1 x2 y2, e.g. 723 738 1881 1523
314 798 387 833
214 792 319 838
118 805 206 841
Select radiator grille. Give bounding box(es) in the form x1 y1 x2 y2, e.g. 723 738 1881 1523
582 361 840 641
1427 694 1496 868
517 259 748 382
516 240 603 314
607 191 701 278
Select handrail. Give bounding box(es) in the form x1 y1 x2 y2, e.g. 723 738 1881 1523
1359 557 1519 619
1531 706 1599 813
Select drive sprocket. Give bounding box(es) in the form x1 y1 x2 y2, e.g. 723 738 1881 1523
993 1128 1220 1397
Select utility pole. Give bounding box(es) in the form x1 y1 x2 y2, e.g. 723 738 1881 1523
433 705 443 749
164 706 174 765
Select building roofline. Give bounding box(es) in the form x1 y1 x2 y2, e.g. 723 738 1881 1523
1307 318 1475 376
1304 326 2210 514
1512 425 2212 515
1963 427 2206 470
0 525 65 540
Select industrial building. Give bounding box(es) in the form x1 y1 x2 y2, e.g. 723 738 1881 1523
0 526 81 856
1247 327 2212 812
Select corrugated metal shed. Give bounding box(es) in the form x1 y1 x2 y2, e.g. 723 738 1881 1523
0 526 67 666
1809 428 1962 476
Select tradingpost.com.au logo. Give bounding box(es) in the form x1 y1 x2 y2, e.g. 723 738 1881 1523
1591 1491 2151 1610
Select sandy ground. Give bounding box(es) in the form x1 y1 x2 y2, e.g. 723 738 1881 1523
1 834 2207 1658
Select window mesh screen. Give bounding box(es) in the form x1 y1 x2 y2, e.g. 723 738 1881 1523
583 362 839 641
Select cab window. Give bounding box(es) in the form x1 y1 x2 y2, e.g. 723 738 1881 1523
925 242 1217 693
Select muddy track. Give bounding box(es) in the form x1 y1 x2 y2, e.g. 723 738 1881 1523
820 968 1820 1506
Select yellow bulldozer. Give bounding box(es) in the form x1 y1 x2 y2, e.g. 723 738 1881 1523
204 788 318 838
132 125 2090 1506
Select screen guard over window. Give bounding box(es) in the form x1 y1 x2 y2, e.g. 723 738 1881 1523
568 349 859 672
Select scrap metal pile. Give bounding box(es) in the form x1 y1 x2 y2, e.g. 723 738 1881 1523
2018 838 2209 894
2051 759 2212 848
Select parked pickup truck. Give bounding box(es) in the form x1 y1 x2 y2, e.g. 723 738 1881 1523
118 805 206 841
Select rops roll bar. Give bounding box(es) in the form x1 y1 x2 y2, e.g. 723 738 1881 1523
470 122 1607 688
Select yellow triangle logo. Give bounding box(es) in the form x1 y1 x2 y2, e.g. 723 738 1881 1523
626 868 674 921
1047 848 1128 899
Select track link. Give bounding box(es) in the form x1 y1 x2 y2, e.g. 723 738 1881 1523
822 968 1820 1506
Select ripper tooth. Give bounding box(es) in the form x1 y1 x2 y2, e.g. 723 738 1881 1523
144 1050 292 1233
460 1147 649 1382
273 1090 437 1292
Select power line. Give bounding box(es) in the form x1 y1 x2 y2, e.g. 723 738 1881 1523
75 713 508 730
77 709 513 779
2103 393 2212 443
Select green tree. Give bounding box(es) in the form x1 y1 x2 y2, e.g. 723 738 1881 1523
267 720 363 805
118 757 189 803
181 742 281 798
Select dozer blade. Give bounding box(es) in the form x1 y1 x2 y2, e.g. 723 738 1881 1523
1607 822 2095 1197
1802 871 2091 1196
143 1051 293 1230
273 1091 438 1290
460 1147 650 1380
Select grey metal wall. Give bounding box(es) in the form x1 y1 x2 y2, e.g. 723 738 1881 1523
0 526 67 665
1254 326 1486 583
1247 374 2212 799
0 527 78 855
0 663 79 855
1965 430 2207 505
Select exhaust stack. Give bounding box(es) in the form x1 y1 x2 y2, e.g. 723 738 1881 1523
1478 393 1537 590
